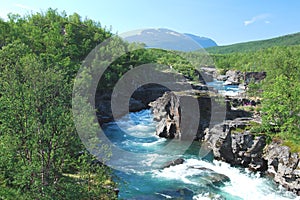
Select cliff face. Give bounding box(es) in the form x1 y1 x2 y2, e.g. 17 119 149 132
203 122 300 195
149 91 300 196
149 91 220 140
149 92 181 139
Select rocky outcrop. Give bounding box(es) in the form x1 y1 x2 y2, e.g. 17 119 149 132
224 70 243 85
215 70 267 86
96 84 170 124
244 72 266 84
150 89 299 195
149 91 252 140
199 67 216 83
203 118 267 171
230 97 260 108
149 92 181 139
264 142 300 195
203 119 300 195
131 83 170 106
149 91 223 140
161 158 185 168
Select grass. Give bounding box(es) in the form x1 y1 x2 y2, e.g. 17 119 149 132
231 120 261 134
282 140 300 153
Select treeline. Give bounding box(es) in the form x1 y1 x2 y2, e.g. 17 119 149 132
206 32 300 54
0 9 117 199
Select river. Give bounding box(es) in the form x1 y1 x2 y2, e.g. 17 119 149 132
102 109 299 199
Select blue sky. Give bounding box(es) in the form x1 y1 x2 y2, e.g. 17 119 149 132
1 0 300 45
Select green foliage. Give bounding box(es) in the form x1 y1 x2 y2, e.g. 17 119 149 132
260 48 300 141
209 44 300 151
97 47 204 92
0 9 116 199
206 32 300 54
282 140 300 153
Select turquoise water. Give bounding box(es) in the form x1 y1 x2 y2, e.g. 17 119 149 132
102 110 299 200
207 80 241 96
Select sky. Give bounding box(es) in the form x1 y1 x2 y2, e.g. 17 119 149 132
1 0 300 45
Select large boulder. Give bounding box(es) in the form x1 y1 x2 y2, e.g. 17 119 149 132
188 166 230 186
161 158 185 169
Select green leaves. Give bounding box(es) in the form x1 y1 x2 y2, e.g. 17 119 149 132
209 44 300 148
0 9 116 199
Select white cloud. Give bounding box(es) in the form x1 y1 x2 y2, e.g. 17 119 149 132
244 14 270 26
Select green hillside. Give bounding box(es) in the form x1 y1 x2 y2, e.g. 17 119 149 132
206 32 300 54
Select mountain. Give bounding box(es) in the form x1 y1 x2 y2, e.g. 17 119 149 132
121 28 218 52
206 32 300 54
183 33 217 48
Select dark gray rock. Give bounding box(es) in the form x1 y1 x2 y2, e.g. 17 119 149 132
244 72 266 84
189 166 230 186
264 142 300 195
216 75 228 81
150 92 181 139
161 158 185 168
129 98 147 112
214 70 266 86
149 87 299 196
203 118 268 170
225 70 243 85
210 173 230 186
131 84 170 106
155 187 194 199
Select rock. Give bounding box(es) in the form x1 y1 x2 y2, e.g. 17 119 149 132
200 71 214 82
203 119 300 195
129 98 147 112
203 118 268 170
131 83 170 106
189 166 230 186
210 173 230 186
96 97 147 124
96 100 113 124
244 72 266 84
150 92 181 139
220 132 235 163
216 75 228 81
161 158 185 168
199 67 217 83
264 142 300 195
155 188 194 199
225 70 243 85
215 70 266 86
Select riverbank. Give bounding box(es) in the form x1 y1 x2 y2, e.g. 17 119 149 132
149 90 300 196
102 109 299 199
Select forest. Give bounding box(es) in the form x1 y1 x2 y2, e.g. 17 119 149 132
0 9 299 199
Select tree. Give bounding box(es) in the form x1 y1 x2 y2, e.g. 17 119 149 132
0 10 117 199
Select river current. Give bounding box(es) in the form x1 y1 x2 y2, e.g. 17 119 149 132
102 109 299 200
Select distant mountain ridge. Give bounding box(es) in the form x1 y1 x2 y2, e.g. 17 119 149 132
206 32 300 54
122 28 218 52
183 33 217 48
